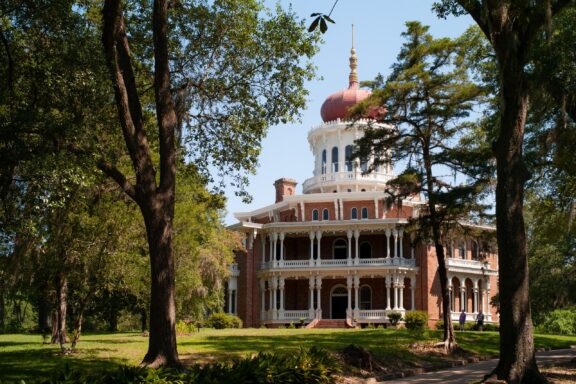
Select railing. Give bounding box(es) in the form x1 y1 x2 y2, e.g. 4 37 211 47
446 258 487 269
358 310 391 319
302 171 393 192
283 310 310 320
260 257 416 270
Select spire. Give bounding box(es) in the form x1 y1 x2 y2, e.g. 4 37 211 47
348 24 358 88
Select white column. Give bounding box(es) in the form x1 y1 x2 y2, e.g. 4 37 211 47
448 277 453 312
309 231 315 266
399 278 405 310
460 286 466 312
272 232 278 266
272 277 278 319
410 233 415 259
393 229 398 258
346 276 352 318
300 201 305 222
268 234 273 263
385 275 391 310
398 228 404 258
385 229 391 258
354 229 360 263
268 279 273 313
473 279 479 313
279 276 285 318
334 199 339 220
228 289 233 313
353 276 360 316
347 230 353 265
316 276 323 319
374 197 379 219
308 276 315 318
279 232 285 266
393 275 399 310
260 235 266 264
410 276 416 310
316 230 322 263
260 279 266 318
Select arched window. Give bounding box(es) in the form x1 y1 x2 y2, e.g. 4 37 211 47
472 241 479 260
351 207 358 220
458 240 466 259
321 150 327 174
360 285 372 310
332 146 339 172
322 208 329 220
361 207 369 219
333 239 347 259
345 145 353 171
360 242 372 259
312 209 319 221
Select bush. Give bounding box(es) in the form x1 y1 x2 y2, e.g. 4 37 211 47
537 309 576 336
435 320 444 330
176 320 198 335
387 312 402 326
204 313 242 329
404 311 428 334
35 347 340 384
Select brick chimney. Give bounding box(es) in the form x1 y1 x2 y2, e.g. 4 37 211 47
274 178 297 203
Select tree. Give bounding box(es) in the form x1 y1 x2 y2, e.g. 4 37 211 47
433 1 575 382
100 0 317 367
351 21 491 351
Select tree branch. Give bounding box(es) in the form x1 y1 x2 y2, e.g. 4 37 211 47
97 160 137 201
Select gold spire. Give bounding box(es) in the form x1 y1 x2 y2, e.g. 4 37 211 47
349 24 358 88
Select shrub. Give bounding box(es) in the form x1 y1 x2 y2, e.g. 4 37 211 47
36 347 340 384
537 309 576 336
404 311 428 334
205 313 242 329
387 312 402 326
435 320 444 330
176 320 198 335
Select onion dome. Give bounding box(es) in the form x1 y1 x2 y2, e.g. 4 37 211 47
320 26 371 122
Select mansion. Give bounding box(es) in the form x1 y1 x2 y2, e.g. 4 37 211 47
226 42 499 328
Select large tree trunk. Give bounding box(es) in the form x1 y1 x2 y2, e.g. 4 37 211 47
51 273 68 348
141 307 148 333
140 195 179 368
37 294 51 334
435 242 456 350
491 48 544 384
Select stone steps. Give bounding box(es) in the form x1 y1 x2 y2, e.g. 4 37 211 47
314 319 348 328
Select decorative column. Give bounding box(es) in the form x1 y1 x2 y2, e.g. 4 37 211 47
448 277 453 312
460 285 466 312
346 276 353 319
272 277 278 319
228 288 233 313
399 277 405 310
347 230 353 265
354 229 360 264
410 276 416 310
316 276 323 319
309 231 315 266
279 276 285 319
279 232 285 267
385 229 391 258
308 276 315 319
260 279 266 320
374 197 379 219
300 201 305 222
316 230 322 262
392 275 399 310
398 228 404 258
334 199 339 220
272 232 279 267
393 229 398 258
260 235 266 264
353 275 360 318
473 280 479 313
268 278 274 317
268 234 273 263
385 274 391 310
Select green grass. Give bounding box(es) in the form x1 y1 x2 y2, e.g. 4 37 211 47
1 329 575 382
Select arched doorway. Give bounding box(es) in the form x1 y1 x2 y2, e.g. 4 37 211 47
331 285 348 319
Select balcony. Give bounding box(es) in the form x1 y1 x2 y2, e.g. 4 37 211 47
260 257 416 271
302 169 393 193
445 258 496 275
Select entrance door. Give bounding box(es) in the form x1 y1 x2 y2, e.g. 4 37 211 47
331 286 348 319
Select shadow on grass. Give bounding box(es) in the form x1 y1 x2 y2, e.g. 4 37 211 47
0 347 129 383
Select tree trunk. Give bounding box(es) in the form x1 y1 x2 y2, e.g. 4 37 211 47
51 273 68 348
435 242 456 350
37 294 51 334
491 51 544 384
141 308 147 333
0 288 4 332
139 195 180 368
108 309 118 332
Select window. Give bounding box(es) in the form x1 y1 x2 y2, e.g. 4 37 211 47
312 209 319 221
351 207 358 220
458 240 466 259
472 241 479 260
446 241 453 258
332 146 339 172
321 150 327 174
322 208 329 220
333 239 347 259
360 242 372 259
360 286 372 310
345 145 353 171
361 207 368 219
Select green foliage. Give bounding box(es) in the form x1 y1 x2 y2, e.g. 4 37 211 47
204 313 242 329
404 311 428 334
176 320 198 335
32 347 340 384
387 312 402 326
536 309 576 336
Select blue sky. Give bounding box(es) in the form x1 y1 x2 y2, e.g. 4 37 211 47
223 1 475 225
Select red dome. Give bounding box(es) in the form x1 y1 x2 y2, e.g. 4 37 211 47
320 83 371 122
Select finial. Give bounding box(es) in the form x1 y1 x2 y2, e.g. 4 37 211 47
349 24 358 88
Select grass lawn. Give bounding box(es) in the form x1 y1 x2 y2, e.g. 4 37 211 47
1 329 575 382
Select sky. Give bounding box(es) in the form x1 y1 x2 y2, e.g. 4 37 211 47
223 1 475 225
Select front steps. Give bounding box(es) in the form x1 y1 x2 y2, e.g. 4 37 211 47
313 319 348 328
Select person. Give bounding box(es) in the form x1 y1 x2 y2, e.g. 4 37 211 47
458 309 466 331
476 310 485 332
